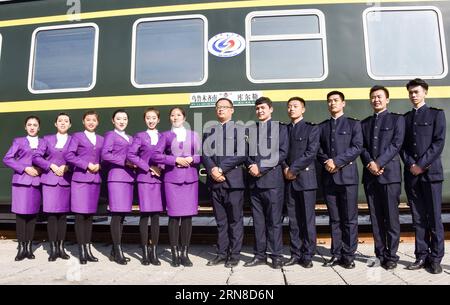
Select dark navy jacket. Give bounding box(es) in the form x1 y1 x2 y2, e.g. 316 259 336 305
284 120 320 191
246 120 289 189
360 111 405 184
317 116 363 186
400 105 446 182
202 121 247 189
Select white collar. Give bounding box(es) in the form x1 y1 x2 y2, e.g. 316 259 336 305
84 130 96 145
26 136 39 149
114 129 129 142
172 126 187 142
146 129 159 145
55 133 68 149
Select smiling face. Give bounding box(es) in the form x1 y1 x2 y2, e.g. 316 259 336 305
370 89 389 113
408 85 427 108
83 114 99 132
215 99 234 123
55 115 71 134
25 118 40 137
145 110 160 130
112 112 128 132
255 103 273 122
170 108 185 128
327 94 345 117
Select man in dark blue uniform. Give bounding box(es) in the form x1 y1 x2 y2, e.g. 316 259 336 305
400 78 446 274
203 97 247 268
244 96 288 269
360 86 405 270
318 91 363 269
283 97 320 268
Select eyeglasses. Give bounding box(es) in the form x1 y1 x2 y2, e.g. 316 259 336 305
215 106 233 110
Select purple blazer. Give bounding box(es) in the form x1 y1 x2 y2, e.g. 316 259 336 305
156 130 201 184
64 132 104 184
127 131 164 184
32 134 72 186
101 131 135 183
3 137 41 186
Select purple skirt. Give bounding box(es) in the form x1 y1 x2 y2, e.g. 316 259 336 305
42 184 70 213
108 182 133 212
164 182 198 217
11 184 41 215
138 183 163 212
70 181 100 214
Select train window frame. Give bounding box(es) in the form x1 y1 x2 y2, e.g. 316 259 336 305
0 34 2 63
363 6 448 80
245 9 329 84
131 14 208 89
27 23 99 94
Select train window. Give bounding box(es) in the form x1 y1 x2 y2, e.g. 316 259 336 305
132 15 208 88
0 34 2 63
28 23 99 94
246 10 328 83
363 7 448 80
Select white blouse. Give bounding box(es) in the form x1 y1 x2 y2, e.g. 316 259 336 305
84 130 96 145
55 133 68 149
115 129 130 142
146 129 159 145
172 126 187 142
27 136 39 149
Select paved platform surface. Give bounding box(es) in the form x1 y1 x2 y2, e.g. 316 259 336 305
0 239 449 285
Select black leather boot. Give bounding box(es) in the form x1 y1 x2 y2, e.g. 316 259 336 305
85 243 98 262
149 245 161 266
15 241 27 261
180 246 193 267
57 240 70 260
110 245 130 262
170 246 180 267
26 241 35 259
78 244 87 264
48 241 58 262
140 245 150 265
110 244 127 265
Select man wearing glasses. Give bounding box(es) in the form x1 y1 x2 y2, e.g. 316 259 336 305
203 98 247 268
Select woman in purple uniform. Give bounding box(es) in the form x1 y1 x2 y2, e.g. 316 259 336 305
101 109 135 265
33 113 72 262
65 110 104 264
3 116 42 261
157 107 201 267
128 107 165 266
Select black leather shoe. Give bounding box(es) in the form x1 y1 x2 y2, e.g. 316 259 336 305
15 241 27 261
272 258 283 269
48 241 58 262
25 241 35 259
140 245 150 265
110 244 127 265
225 257 239 268
406 259 426 270
300 259 313 268
180 246 193 267
383 260 397 270
78 244 87 265
149 245 161 266
244 257 267 267
340 260 355 269
206 255 227 266
85 243 98 262
323 256 340 267
57 241 70 260
170 246 180 267
283 257 300 266
428 262 442 274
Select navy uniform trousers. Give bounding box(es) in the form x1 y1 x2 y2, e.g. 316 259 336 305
202 121 247 259
361 111 405 262
318 116 363 263
401 105 446 264
247 120 288 259
285 120 320 261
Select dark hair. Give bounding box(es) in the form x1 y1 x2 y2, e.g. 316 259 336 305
369 85 390 98
406 78 429 91
143 107 160 119
82 110 99 121
24 115 40 126
255 96 272 108
112 109 128 120
327 90 345 101
287 96 306 107
169 107 186 118
215 97 233 107
55 112 71 123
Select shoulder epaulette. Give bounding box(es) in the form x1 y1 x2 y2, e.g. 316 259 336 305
305 121 316 126
430 107 443 111
348 117 359 121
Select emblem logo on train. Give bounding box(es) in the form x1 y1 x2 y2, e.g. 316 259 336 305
208 32 246 58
